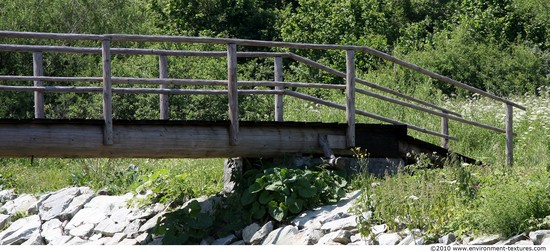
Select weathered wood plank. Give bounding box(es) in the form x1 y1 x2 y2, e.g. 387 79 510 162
274 57 284 122
33 52 44 119
346 50 356 147
506 104 514 166
227 43 239 146
441 112 449 149
101 39 113 145
159 55 169 120
0 121 350 158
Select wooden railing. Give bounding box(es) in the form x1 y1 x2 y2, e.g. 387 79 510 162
0 31 526 165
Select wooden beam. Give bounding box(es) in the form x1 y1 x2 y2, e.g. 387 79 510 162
101 39 113 145
33 52 44 119
441 112 449 149
0 121 348 158
159 55 169 120
227 43 239 146
345 50 355 147
506 104 514 166
274 57 284 122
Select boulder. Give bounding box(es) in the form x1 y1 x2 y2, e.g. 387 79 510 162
66 236 89 245
317 230 352 245
65 208 108 232
371 224 388 235
138 211 164 233
0 189 16 203
119 238 139 245
242 223 260 244
468 234 500 245
0 214 9 230
21 230 44 245
250 221 273 245
0 215 41 245
438 233 456 245
69 223 94 238
60 193 95 220
84 193 133 216
376 232 402 245
288 228 323 245
49 235 72 245
41 218 64 243
212 234 238 245
38 187 81 221
1 194 38 215
321 215 357 233
529 230 550 245
106 233 127 245
262 225 299 245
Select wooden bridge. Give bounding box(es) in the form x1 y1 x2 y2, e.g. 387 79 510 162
0 31 526 166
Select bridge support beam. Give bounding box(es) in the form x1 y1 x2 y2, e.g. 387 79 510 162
101 38 113 145
345 50 356 147
227 43 239 146
33 52 45 119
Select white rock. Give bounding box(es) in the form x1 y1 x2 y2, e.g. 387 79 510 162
514 240 534 245
135 232 151 245
438 233 456 245
376 232 402 245
399 235 415 245
1 194 38 215
529 230 550 245
89 237 111 245
127 203 163 221
321 215 357 233
262 225 299 245
21 230 44 245
84 193 132 216
242 223 260 244
123 219 143 238
371 224 388 235
65 208 108 232
38 187 81 221
0 215 41 245
89 233 102 241
250 221 273 245
0 214 9 230
541 237 550 245
49 235 72 245
69 223 94 238
0 189 16 203
66 236 89 245
468 234 500 245
138 212 164 233
40 218 63 243
95 217 128 236
212 234 238 245
119 238 139 245
497 233 527 245
60 193 95 219
288 228 323 245
106 233 127 245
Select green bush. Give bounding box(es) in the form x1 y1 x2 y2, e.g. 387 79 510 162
240 167 348 222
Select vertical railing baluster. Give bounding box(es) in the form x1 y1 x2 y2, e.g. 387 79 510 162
506 103 514 166
33 52 45 119
227 43 239 146
101 38 113 145
274 56 284 122
441 111 449 149
346 50 356 147
159 55 169 120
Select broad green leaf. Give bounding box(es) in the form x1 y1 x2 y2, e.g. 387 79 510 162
258 190 272 205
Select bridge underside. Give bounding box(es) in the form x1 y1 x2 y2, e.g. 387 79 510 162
0 119 471 163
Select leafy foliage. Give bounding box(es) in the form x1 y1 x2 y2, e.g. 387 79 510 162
155 199 215 245
240 167 347 222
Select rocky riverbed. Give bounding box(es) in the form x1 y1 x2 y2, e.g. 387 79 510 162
1 187 550 245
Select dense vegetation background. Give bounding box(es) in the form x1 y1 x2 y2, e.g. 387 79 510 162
0 0 548 119
1 0 550 242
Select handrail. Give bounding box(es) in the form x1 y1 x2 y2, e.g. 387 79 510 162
0 30 523 165
0 30 526 110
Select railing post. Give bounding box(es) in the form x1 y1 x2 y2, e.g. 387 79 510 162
101 38 113 145
441 111 449 149
506 104 514 166
274 56 284 122
33 52 45 119
346 50 356 147
227 43 239 146
159 55 169 120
